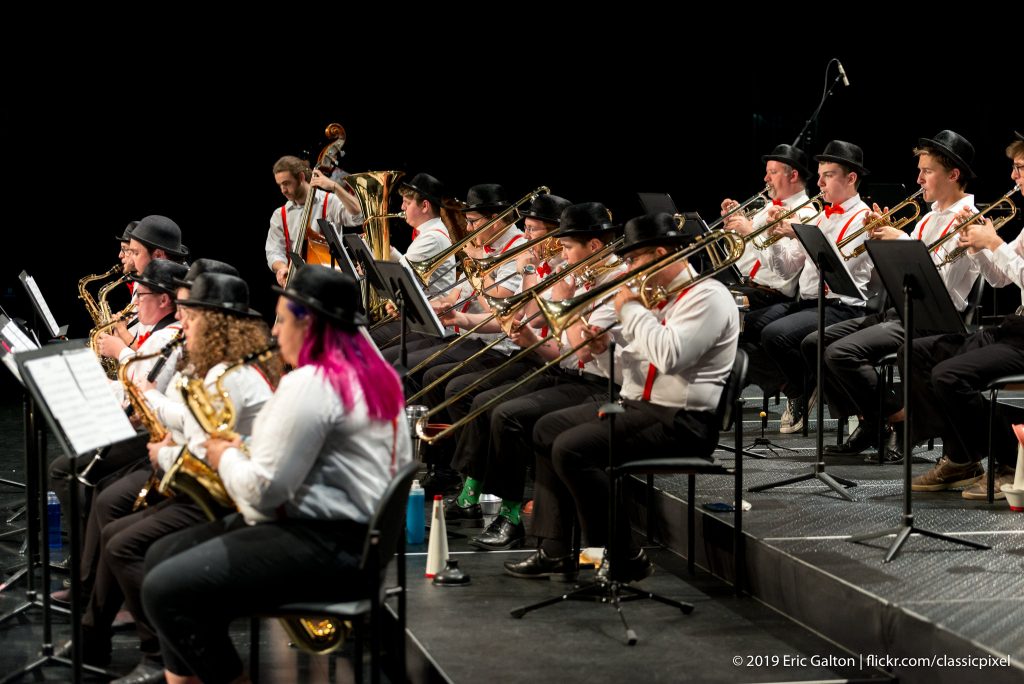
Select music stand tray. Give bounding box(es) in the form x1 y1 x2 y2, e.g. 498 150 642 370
318 219 361 282
847 241 987 562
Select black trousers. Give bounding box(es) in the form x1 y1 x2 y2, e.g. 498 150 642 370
83 498 207 658
761 299 864 400
731 281 793 311
80 464 151 594
903 323 1024 467
374 319 444 356
531 400 717 553
143 514 366 682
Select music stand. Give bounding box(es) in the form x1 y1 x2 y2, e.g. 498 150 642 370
18 271 67 339
847 241 988 562
749 223 861 500
5 342 133 682
374 261 445 389
319 218 360 282
343 234 391 318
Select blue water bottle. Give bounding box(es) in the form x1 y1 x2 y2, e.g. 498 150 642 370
47 491 61 550
406 480 425 545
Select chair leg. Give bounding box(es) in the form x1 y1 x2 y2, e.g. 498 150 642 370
249 617 260 684
645 474 655 543
988 388 998 504
687 474 695 576
927 438 935 451
734 397 744 596
836 413 845 446
353 616 365 684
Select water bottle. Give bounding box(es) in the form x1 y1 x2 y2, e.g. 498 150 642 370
47 491 61 550
406 480 425 545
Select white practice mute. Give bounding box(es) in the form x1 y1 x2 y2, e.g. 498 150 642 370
837 60 851 87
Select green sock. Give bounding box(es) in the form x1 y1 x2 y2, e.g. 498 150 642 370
457 478 482 507
498 500 522 525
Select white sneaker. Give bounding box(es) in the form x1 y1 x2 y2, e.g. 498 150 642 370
779 398 805 434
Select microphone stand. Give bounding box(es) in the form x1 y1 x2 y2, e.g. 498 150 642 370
792 59 847 151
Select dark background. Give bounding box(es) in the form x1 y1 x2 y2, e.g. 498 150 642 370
2 46 1018 395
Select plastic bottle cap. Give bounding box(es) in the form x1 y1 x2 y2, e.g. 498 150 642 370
434 494 442 501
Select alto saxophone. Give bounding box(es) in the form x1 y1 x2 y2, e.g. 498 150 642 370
78 264 122 328
167 342 347 654
120 332 184 511
90 302 136 379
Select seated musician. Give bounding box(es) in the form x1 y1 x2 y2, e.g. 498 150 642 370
266 155 363 287
811 130 980 459
904 133 1024 499
505 213 738 582
142 266 411 684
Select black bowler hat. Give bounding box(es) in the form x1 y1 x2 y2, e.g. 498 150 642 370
178 274 261 318
762 144 811 179
273 265 367 328
558 202 618 237
130 259 190 295
1014 131 1023 142
460 184 509 214
172 259 240 289
615 213 692 255
115 220 138 243
131 215 189 258
521 194 572 225
399 173 445 205
917 129 976 180
814 140 870 177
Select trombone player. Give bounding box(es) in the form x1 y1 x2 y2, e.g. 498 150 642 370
815 130 980 458
506 213 739 581
904 132 1024 499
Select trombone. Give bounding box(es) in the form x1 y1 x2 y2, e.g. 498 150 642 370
930 187 1019 266
836 188 924 260
748 192 825 249
708 184 772 230
415 230 745 443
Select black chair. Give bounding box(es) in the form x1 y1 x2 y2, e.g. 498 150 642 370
250 460 418 684
612 349 748 593
985 375 1024 503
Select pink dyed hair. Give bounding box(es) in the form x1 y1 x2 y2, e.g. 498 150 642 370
288 302 403 422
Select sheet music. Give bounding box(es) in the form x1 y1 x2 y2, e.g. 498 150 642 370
23 348 135 455
1 319 38 353
19 272 60 338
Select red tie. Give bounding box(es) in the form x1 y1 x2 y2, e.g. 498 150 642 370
411 228 419 240
824 204 845 218
537 262 552 278
484 245 496 254
771 198 783 206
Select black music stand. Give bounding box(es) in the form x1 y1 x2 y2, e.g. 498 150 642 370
4 342 135 683
847 241 989 562
18 271 67 339
374 261 445 390
343 234 391 319
319 218 361 282
749 223 861 500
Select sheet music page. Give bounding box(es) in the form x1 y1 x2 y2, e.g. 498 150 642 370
23 348 135 455
19 273 60 338
1 320 39 353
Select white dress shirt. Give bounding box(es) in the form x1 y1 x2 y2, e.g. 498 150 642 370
737 190 813 297
969 224 1024 308
901 194 980 311
265 189 363 270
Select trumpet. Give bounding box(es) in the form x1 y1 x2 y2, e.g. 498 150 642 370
415 230 745 444
748 192 825 249
836 188 924 260
931 187 1019 266
709 184 772 230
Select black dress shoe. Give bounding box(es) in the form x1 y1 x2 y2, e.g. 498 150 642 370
111 658 165 684
596 549 654 584
442 496 483 525
470 516 524 550
824 424 881 456
53 632 112 668
504 549 577 581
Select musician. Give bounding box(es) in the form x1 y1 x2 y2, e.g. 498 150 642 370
722 143 811 307
747 141 875 433
266 155 363 287
814 131 980 458
74 274 278 683
142 266 410 683
443 202 621 552
506 213 738 581
904 133 1024 498
126 215 189 274
118 221 139 274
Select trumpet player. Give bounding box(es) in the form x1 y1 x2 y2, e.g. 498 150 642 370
722 143 812 308
507 213 739 582
816 130 980 458
904 133 1024 499
750 141 875 433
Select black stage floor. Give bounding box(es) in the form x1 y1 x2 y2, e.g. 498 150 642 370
1 390 1023 682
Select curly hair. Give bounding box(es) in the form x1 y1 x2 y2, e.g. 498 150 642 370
185 310 283 387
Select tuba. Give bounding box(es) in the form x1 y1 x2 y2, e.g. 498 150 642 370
166 343 348 654
343 170 403 321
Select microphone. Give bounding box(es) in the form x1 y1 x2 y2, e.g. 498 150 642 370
836 60 850 87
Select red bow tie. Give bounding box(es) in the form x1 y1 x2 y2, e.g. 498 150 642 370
824 203 845 218
411 228 419 240
771 198 783 206
536 262 552 278
484 245 496 254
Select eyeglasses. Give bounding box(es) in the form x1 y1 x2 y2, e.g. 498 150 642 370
1013 163 1024 175
623 250 657 266
466 216 490 227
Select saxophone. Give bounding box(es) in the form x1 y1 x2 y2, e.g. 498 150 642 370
78 264 121 327
167 342 347 654
120 333 184 511
90 301 135 379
